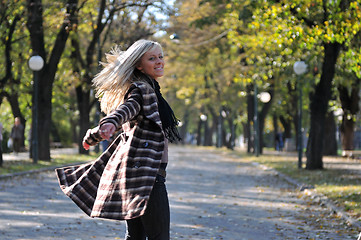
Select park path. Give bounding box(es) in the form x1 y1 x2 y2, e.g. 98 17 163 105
0 145 358 239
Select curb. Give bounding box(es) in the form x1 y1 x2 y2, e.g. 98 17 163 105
251 161 361 229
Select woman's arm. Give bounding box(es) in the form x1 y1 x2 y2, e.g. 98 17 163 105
99 86 142 130
82 86 143 150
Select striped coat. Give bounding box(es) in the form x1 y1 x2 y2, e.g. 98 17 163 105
55 81 165 220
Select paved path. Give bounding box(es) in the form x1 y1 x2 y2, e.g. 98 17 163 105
0 146 358 239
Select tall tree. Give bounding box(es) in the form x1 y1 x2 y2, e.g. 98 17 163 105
69 0 166 154
0 1 28 148
338 78 360 152
166 0 245 148
27 0 78 160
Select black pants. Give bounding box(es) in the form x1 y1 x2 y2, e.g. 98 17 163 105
125 176 170 240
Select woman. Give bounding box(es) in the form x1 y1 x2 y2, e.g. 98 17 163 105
56 39 180 240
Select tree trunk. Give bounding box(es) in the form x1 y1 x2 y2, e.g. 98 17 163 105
338 81 360 151
204 118 213 146
179 109 189 143
258 89 273 154
273 114 278 149
340 116 354 151
226 115 236 150
306 42 341 169
279 115 292 138
76 86 91 154
37 75 52 160
246 84 254 153
244 122 251 152
322 111 338 156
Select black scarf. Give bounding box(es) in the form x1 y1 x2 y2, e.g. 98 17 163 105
152 79 181 143
134 70 181 143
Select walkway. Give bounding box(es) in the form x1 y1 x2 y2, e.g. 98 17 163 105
0 146 358 239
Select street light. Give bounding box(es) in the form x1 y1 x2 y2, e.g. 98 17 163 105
293 61 307 168
29 55 44 163
254 89 271 157
259 92 271 103
169 33 180 44
200 114 207 146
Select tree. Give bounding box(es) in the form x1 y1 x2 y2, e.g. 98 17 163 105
0 1 29 152
338 78 360 152
217 0 361 169
69 0 168 154
27 0 78 160
335 33 361 153
166 0 246 148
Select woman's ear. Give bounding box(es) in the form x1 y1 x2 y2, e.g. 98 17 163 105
136 61 143 71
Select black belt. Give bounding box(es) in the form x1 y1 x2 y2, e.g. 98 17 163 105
157 163 167 178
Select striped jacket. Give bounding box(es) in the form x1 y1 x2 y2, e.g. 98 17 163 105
55 81 165 220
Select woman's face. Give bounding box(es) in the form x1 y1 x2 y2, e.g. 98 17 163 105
137 46 164 80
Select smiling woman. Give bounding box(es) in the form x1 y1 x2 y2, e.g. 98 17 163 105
56 39 181 240
136 45 165 80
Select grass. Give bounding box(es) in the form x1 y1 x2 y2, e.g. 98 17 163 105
232 150 361 221
0 152 98 176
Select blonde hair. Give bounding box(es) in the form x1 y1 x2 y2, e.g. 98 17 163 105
93 39 162 114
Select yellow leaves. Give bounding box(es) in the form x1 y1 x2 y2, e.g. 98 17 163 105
250 21 260 30
323 34 332 42
176 87 195 100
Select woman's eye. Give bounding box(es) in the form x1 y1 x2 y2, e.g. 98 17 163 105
148 56 163 61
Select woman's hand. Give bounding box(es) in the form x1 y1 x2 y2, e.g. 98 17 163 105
82 128 96 150
99 123 116 140
83 141 90 150
82 123 115 150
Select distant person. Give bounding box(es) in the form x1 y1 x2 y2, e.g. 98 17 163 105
56 39 181 240
275 132 284 152
10 117 24 154
0 122 3 166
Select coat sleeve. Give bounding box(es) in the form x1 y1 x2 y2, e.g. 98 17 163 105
99 86 143 129
83 86 143 146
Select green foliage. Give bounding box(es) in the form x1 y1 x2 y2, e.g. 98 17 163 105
1 0 173 149
2 0 361 151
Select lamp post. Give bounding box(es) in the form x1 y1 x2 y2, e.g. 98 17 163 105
293 61 307 169
28 55 44 163
200 114 207 146
254 89 271 157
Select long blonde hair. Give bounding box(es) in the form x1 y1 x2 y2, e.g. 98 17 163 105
93 39 162 114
